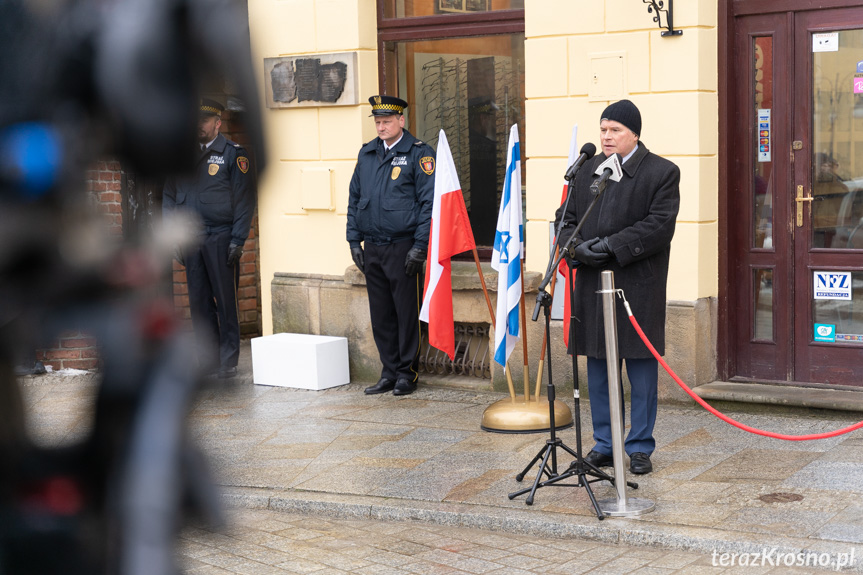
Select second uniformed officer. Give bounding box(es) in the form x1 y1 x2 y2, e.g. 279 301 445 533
163 98 255 379
347 95 435 396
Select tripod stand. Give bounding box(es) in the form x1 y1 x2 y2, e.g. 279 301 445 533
508 167 637 517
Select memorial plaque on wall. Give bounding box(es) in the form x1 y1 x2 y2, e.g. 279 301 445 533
264 52 358 108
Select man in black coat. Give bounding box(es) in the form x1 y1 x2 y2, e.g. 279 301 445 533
346 95 435 396
555 99 680 474
163 98 255 379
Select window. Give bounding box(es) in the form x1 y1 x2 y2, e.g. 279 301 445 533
382 0 523 18
377 1 525 249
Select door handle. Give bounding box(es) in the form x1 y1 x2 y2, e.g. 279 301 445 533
796 185 813 227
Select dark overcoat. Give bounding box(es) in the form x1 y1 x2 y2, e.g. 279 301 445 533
555 142 680 358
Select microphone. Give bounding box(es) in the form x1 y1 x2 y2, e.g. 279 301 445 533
564 143 596 181
590 167 613 195
590 153 622 195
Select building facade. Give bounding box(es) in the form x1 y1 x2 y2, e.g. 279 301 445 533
248 0 863 397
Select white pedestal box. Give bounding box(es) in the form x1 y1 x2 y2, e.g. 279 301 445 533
251 333 349 390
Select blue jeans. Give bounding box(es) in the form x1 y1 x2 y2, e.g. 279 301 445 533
586 356 658 457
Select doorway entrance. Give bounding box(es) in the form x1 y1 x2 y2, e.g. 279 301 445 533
723 3 863 387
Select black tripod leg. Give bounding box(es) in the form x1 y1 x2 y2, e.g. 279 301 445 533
524 445 554 506
514 444 548 483
578 471 606 520
508 444 553 505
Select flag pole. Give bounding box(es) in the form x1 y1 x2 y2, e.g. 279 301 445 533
471 246 516 401
519 259 529 402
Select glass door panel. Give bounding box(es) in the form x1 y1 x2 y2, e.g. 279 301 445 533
754 36 775 250
812 29 863 250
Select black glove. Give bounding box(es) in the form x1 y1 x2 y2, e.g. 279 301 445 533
173 246 185 267
591 237 613 256
227 243 243 267
350 246 364 273
404 246 426 276
571 237 612 267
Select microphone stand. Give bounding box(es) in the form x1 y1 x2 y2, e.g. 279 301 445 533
510 168 637 516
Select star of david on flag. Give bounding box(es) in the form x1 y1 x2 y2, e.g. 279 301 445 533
491 124 523 367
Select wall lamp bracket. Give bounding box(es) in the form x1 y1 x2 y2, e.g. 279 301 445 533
643 0 682 37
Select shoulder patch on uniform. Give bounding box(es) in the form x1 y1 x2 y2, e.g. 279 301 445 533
237 156 250 174
419 156 435 175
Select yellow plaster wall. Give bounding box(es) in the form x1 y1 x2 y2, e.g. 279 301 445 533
524 0 718 303
251 0 719 334
249 0 378 334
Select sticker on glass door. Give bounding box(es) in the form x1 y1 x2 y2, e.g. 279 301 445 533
814 323 836 342
757 109 771 162
814 271 852 299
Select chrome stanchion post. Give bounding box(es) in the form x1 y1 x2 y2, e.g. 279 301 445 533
601 271 628 506
597 270 654 517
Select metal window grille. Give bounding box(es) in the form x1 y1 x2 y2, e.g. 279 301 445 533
418 322 491 379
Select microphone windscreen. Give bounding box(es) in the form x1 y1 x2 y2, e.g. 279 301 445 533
580 143 596 159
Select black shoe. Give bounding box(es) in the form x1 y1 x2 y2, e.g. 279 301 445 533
584 450 613 468
364 378 395 395
629 452 653 474
392 378 417 396
217 366 238 379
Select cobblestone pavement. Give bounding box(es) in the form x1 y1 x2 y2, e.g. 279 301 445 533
178 508 851 574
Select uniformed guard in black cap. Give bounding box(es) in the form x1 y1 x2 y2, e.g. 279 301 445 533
348 95 434 396
163 95 255 379
369 95 408 116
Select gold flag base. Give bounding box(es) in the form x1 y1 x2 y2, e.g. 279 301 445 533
480 398 573 433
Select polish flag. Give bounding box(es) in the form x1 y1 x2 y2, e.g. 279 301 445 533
420 130 476 360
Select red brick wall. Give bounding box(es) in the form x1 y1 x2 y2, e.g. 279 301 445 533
36 333 99 372
37 110 262 371
87 160 124 236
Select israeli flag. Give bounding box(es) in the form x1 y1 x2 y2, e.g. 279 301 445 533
491 125 523 367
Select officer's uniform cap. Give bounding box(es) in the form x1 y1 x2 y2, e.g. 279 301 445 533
200 98 225 117
369 95 408 116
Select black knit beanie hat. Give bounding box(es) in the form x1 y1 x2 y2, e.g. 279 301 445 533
601 99 641 137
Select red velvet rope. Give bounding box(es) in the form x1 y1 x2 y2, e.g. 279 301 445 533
627 314 863 441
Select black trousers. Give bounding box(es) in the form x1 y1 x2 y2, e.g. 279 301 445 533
184 230 240 371
363 240 422 382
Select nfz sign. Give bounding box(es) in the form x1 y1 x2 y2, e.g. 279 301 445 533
813 271 852 300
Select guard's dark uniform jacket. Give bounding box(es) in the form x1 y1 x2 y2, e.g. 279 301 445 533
163 133 255 247
346 129 435 250
346 129 435 384
163 133 255 373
